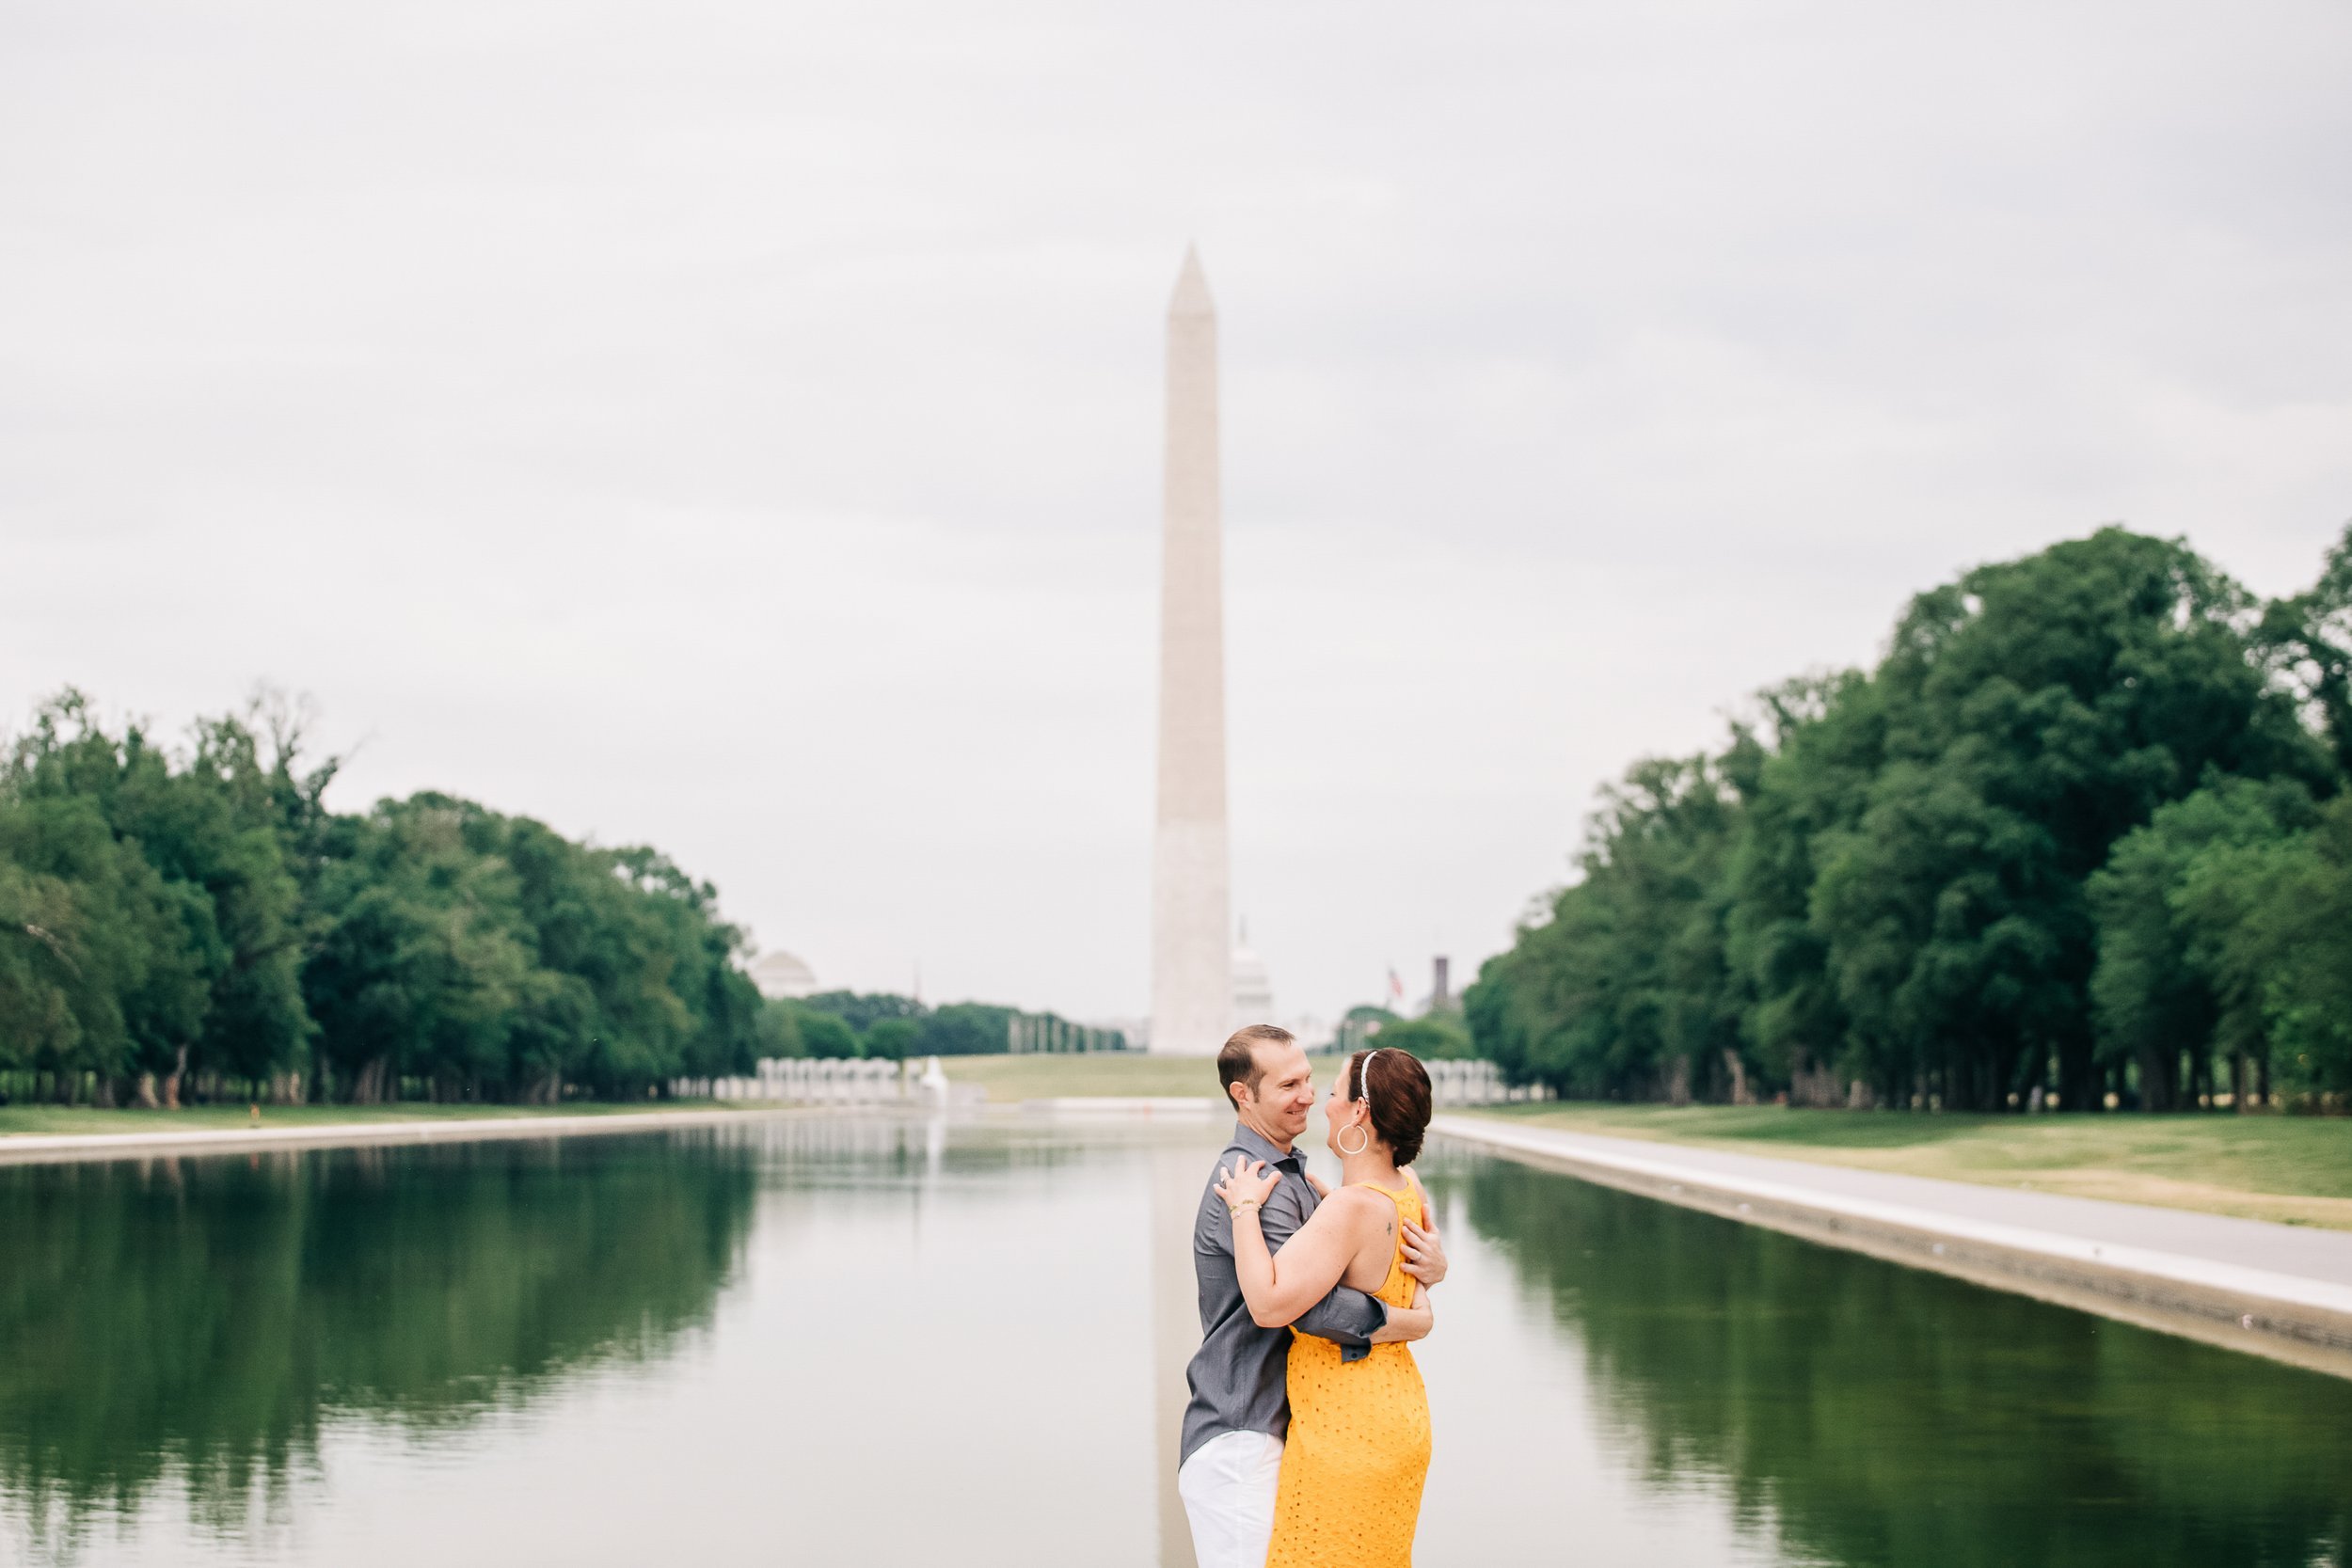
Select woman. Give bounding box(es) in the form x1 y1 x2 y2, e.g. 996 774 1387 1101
1212 1047 1436 1568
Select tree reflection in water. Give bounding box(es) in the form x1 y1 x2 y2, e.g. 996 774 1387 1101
1427 1150 2352 1568
0 1132 757 1550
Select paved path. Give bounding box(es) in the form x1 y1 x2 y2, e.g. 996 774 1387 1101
1433 1114 2352 1377
0 1107 806 1165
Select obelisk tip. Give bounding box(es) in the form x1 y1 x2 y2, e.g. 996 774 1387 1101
1168 244 1215 318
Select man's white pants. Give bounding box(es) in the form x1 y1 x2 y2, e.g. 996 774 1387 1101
1177 1430 1283 1568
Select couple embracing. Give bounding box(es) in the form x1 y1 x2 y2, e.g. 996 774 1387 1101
1179 1024 1444 1568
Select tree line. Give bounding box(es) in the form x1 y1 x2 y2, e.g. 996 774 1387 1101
764 990 1126 1061
0 691 771 1106
1465 526 2352 1112
0 691 1128 1107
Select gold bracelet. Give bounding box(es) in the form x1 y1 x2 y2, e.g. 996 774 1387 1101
1227 1200 1261 1219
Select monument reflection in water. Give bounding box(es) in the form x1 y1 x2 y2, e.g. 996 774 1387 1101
1 1118 2346 1567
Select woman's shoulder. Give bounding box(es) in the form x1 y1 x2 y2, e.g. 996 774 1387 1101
1321 1183 1390 1220
1327 1182 1408 1229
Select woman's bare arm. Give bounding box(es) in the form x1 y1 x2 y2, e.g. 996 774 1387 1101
1226 1181 1376 1329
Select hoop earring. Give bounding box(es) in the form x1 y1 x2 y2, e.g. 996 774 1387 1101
1336 1121 1370 1157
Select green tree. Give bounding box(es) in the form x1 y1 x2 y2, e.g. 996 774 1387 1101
1373 1014 1475 1060
917 1002 1015 1056
2174 792 2352 1103
864 1018 919 1063
0 792 213 1101
1470 527 2344 1113
2258 519 2352 778
144 713 314 1095
1817 530 2325 1109
295 795 763 1103
800 990 924 1035
2089 775 2319 1108
301 801 534 1102
0 693 321 1104
787 1006 861 1059
1724 673 1879 1098
0 698 228 1103
755 999 806 1058
2 690 770 1109
1466 752 1745 1100
1335 1005 1400 1053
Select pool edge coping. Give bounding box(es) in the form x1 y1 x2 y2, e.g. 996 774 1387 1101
1432 1114 2352 1383
0 1106 830 1164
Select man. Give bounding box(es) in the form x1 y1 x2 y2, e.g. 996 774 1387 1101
1178 1023 1447 1568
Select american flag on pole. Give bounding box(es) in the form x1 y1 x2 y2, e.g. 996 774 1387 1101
1387 965 1405 1007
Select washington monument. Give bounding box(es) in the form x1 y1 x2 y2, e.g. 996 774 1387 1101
1150 246 1232 1056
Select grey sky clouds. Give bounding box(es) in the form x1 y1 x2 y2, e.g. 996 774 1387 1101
6 0 2349 1022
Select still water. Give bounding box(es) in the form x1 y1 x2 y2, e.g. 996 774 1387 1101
3 1116 2347 1567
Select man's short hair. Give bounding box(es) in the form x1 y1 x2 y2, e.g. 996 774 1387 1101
1217 1023 1296 1105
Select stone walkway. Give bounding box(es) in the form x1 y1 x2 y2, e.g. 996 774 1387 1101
0 1106 803 1166
1432 1114 2352 1374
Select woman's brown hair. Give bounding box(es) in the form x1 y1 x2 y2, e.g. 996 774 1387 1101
1343 1047 1433 1166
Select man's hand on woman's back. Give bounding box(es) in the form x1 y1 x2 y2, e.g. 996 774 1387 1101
1400 1217 1447 1288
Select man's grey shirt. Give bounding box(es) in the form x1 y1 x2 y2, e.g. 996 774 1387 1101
1179 1121 1389 1466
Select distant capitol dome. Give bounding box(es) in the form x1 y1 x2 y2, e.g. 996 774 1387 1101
1231 933 1274 1023
747 949 818 1001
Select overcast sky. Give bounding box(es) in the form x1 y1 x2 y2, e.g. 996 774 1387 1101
5 0 2349 1026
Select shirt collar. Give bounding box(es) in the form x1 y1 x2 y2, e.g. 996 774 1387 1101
1230 1120 1302 1171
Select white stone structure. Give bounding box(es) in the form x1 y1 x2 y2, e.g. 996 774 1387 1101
1425 1059 1508 1106
1151 246 1234 1056
1231 927 1274 1025
746 950 818 1001
1418 1059 1549 1105
1281 1013 1336 1053
678 1056 989 1107
916 1055 950 1102
675 1057 906 1104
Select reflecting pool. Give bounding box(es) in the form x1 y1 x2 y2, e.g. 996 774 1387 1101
2 1117 2346 1566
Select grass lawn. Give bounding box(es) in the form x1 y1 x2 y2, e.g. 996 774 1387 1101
0 1101 688 1138
1 1056 1237 1132
942 1053 1233 1103
1465 1101 2352 1230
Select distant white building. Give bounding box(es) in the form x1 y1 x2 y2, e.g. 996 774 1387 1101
1226 927 1335 1049
747 950 818 1001
1283 1013 1337 1053
1117 925 1333 1055
1232 929 1275 1025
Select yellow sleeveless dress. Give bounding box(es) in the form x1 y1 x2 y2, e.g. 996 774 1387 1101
1265 1181 1433 1568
